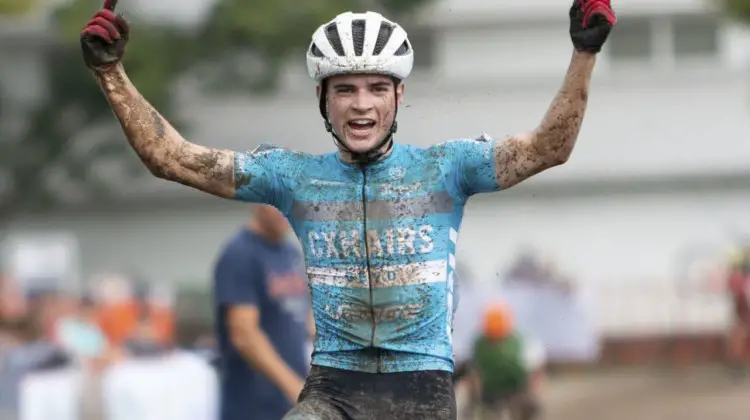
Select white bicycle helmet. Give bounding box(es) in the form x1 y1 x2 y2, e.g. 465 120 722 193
306 11 414 82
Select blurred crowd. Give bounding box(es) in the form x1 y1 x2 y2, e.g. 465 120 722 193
0 273 207 418
0 241 745 419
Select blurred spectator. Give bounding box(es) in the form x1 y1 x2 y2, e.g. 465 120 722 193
505 249 575 294
132 291 175 347
0 307 69 417
54 296 107 363
213 205 312 420
1 277 26 369
725 245 750 377
96 283 174 351
97 299 139 348
469 302 544 420
505 249 543 284
92 274 136 347
0 276 27 323
25 290 64 343
537 256 576 294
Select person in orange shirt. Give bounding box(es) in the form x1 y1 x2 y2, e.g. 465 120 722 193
131 298 175 346
96 296 174 349
96 300 137 347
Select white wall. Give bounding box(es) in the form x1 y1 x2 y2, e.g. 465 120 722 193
7 201 250 287
437 22 571 80
186 72 750 176
459 189 748 285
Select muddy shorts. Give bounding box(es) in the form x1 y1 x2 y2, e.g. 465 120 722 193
283 365 456 420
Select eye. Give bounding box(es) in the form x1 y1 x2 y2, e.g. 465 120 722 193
334 87 354 95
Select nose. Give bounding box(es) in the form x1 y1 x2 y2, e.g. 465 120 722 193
352 90 374 113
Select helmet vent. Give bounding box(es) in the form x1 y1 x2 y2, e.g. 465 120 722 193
373 22 394 55
324 23 345 56
352 19 366 56
395 40 410 56
309 44 324 57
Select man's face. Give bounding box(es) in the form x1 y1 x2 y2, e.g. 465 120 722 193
318 74 404 155
255 205 290 240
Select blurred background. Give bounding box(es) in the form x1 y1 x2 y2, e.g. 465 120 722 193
2 0 750 418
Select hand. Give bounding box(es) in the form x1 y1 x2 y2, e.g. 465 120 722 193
80 0 130 70
569 0 616 53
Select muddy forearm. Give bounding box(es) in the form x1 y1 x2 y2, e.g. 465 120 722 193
494 51 595 188
533 51 595 164
93 63 236 198
95 63 176 177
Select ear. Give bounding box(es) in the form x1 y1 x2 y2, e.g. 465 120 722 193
396 83 405 105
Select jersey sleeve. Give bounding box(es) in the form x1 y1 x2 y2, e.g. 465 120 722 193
233 144 296 211
445 135 501 198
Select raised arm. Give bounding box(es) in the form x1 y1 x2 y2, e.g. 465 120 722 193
95 64 238 198
495 52 594 188
80 1 244 199
494 0 616 189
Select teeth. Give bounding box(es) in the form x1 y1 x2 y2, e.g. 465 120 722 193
351 120 374 124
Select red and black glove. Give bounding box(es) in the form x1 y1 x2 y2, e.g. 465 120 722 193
569 0 616 53
80 0 130 70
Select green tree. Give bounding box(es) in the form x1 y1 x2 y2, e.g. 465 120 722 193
0 0 35 15
724 0 750 22
0 0 433 222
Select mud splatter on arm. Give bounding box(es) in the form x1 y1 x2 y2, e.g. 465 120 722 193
494 51 596 188
94 63 240 199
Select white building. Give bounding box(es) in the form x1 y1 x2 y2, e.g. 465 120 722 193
4 0 749 333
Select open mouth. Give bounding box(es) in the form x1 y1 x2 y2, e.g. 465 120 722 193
347 119 376 137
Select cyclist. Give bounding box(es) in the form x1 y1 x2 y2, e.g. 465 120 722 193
79 1 616 418
469 302 545 420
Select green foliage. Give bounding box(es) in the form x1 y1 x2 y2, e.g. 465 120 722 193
0 0 432 221
723 0 750 22
0 0 35 15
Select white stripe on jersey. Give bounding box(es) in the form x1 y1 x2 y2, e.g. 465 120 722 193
307 260 447 288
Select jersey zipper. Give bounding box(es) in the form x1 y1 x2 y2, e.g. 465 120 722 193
360 164 381 372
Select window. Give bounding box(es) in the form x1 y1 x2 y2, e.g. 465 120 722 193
672 14 719 59
606 13 721 67
607 17 653 62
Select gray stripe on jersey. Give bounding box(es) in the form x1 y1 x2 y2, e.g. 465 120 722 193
291 191 453 222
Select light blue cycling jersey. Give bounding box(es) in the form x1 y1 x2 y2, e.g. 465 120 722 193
234 138 500 373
